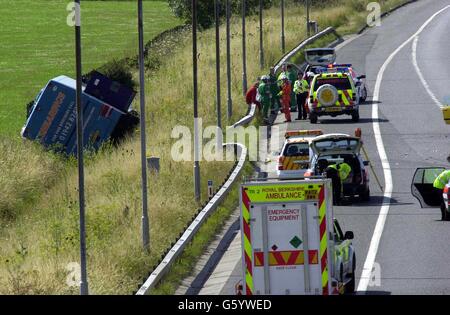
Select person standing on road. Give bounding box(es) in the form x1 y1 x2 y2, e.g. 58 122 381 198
246 78 261 111
433 155 450 220
269 67 281 114
258 76 272 123
326 162 352 205
286 64 298 112
278 75 292 123
294 72 309 120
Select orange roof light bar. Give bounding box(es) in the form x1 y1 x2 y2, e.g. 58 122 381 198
285 130 323 138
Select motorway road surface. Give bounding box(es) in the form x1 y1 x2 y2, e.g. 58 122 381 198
204 0 450 295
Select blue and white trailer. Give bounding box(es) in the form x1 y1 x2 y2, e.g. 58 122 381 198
21 74 135 155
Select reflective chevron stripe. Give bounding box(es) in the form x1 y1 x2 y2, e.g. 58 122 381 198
254 250 319 266
242 189 253 295
318 185 329 295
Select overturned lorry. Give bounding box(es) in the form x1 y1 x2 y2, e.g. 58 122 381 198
21 71 138 155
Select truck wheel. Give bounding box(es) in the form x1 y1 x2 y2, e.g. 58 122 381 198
345 254 356 294
310 112 318 124
351 110 360 122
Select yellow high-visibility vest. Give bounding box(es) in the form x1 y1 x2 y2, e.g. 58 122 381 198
433 170 450 190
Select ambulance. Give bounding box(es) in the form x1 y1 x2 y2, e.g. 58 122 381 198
239 178 356 295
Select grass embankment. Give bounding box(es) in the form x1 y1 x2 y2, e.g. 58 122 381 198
0 0 411 294
0 0 180 136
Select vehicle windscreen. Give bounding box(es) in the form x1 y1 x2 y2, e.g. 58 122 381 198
305 49 336 65
314 78 351 90
314 139 359 152
283 142 310 157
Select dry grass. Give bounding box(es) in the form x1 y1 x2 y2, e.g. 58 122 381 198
0 0 410 294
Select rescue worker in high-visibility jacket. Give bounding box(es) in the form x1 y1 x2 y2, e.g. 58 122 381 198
258 76 272 123
433 166 450 220
294 72 310 120
326 162 352 205
278 75 292 122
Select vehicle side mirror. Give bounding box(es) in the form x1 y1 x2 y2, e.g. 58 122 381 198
358 75 366 79
344 231 354 240
363 161 370 166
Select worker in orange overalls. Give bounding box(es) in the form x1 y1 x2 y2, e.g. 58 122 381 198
278 75 292 122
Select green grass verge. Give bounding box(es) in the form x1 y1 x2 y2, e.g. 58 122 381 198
151 162 253 295
0 0 412 295
0 0 181 136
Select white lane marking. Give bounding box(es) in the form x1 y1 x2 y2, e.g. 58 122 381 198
412 36 444 108
357 4 450 292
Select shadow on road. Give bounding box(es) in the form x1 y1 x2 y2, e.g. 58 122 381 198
345 195 414 208
354 290 392 295
319 117 389 124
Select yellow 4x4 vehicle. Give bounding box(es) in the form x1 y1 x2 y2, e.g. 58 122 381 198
308 72 359 124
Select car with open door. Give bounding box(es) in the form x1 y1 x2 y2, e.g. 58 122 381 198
411 167 450 220
305 133 370 202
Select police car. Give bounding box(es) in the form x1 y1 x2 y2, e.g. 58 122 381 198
315 64 367 104
305 133 371 202
308 71 360 124
304 48 367 102
412 167 450 220
276 129 323 179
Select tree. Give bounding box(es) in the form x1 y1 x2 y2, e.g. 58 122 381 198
168 0 273 29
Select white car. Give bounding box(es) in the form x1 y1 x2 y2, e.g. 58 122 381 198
412 167 450 220
305 133 371 201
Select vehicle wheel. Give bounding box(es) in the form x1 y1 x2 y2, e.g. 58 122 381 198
442 202 450 221
360 187 370 202
345 254 356 294
310 112 318 124
361 87 367 102
351 110 360 122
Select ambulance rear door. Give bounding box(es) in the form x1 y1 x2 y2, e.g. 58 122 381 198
250 202 323 295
